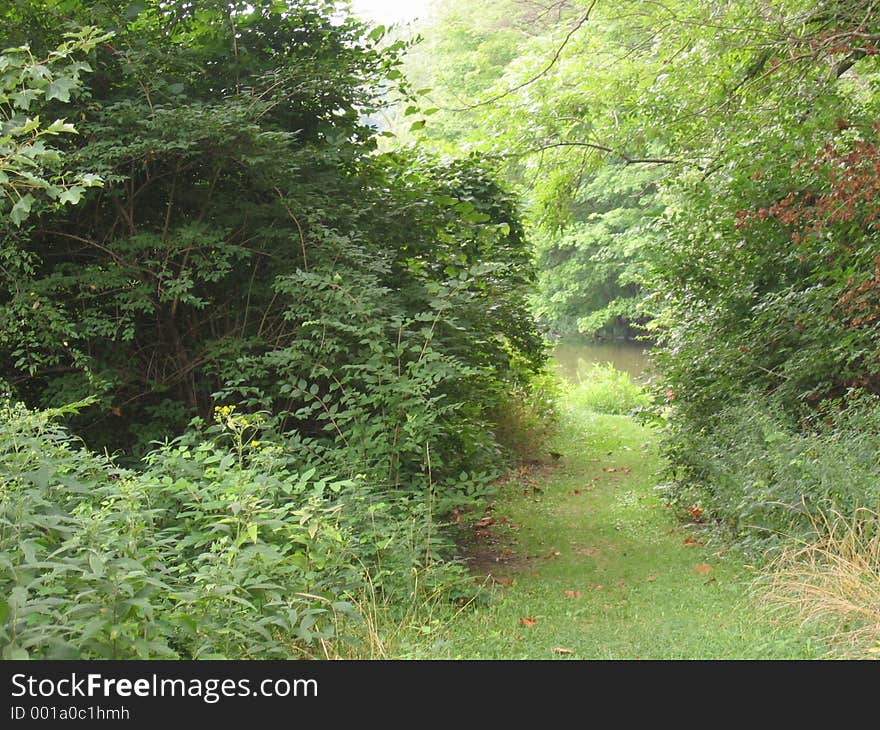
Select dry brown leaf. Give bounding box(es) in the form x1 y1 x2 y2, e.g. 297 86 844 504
683 535 703 547
553 647 574 655
473 517 495 529
694 563 712 574
646 575 657 583
592 584 604 590
563 590 582 599
493 576 513 587
574 547 599 557
573 489 582 495
519 617 537 628
545 550 561 559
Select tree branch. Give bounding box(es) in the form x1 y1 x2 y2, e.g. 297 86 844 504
514 140 678 165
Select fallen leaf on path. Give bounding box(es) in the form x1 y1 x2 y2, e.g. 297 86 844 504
591 584 604 590
688 504 704 520
573 489 581 495
545 550 561 559
617 579 626 588
646 575 657 583
683 535 703 547
553 647 574 655
493 576 513 586
473 517 495 528
590 458 601 462
694 563 712 574
563 590 582 599
519 617 537 628
497 516 510 524
602 466 632 473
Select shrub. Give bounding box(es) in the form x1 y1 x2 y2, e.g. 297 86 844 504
0 399 471 659
564 362 651 416
663 391 880 544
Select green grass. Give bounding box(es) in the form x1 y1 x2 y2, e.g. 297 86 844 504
405 401 828 659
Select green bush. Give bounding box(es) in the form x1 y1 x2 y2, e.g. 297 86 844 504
663 391 880 546
0 399 472 659
564 362 651 416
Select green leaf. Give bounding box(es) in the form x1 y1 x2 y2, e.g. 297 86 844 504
10 193 34 226
45 76 77 103
46 118 77 134
58 186 84 205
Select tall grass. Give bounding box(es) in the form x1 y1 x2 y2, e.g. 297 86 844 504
761 508 880 655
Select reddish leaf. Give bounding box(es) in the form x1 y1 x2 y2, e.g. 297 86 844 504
616 579 626 588
493 576 513 587
519 617 537 628
553 647 574 655
694 564 712 574
573 489 582 495
473 517 495 529
683 535 703 547
688 504 704 520
563 590 582 599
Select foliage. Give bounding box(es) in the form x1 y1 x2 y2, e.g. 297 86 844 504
563 362 651 417
0 398 477 659
0 26 109 226
0 1 545 483
0 0 551 660
412 0 880 541
532 164 661 337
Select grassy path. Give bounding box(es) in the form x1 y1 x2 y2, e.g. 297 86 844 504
427 406 824 659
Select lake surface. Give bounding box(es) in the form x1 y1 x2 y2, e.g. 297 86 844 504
551 338 653 384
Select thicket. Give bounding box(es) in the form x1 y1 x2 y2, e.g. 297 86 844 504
0 0 548 658
406 0 880 543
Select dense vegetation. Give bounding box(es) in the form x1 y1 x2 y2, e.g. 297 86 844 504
0 0 548 659
404 0 880 546
5 0 880 659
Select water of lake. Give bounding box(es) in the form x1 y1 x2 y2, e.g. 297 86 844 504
551 338 653 385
